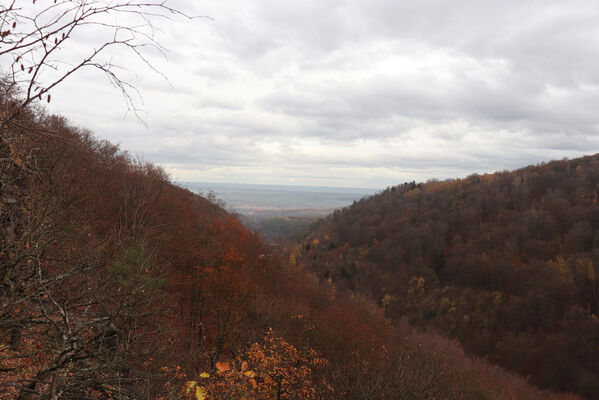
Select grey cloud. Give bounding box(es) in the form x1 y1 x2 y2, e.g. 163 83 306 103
46 0 599 188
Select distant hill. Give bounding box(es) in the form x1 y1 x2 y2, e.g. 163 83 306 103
298 154 599 399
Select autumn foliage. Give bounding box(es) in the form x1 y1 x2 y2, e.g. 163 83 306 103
0 90 583 399
299 157 599 399
180 329 329 400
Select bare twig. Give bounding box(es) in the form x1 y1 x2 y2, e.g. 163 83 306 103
0 0 209 126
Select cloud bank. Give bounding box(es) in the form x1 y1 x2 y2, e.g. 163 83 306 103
49 0 599 188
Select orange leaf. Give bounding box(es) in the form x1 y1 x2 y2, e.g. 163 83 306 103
215 361 230 372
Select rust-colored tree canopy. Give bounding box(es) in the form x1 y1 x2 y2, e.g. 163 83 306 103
0 89 585 400
1 3 593 400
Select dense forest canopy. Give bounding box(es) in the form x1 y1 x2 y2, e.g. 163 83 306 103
1 2 594 399
298 155 599 399
0 88 586 398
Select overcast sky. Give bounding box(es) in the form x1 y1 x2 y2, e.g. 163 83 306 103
45 0 599 189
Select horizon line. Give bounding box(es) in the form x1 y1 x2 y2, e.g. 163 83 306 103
176 181 382 191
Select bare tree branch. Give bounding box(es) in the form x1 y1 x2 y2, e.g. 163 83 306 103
0 0 210 126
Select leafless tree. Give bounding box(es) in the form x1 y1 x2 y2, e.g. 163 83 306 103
0 0 204 125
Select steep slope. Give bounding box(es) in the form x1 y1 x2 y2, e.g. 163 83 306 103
298 155 599 399
0 96 581 399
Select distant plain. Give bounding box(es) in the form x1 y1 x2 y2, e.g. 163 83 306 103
180 182 378 218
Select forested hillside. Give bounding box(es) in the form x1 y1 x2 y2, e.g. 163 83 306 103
298 156 599 399
0 90 585 399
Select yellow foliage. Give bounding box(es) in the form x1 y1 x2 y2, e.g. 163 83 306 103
555 255 575 285
382 294 397 310
440 297 452 310
183 381 206 400
290 245 303 265
407 276 426 295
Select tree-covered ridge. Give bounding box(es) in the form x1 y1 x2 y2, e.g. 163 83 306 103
0 96 581 399
298 155 599 399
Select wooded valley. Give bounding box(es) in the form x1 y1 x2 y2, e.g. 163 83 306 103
0 89 588 399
